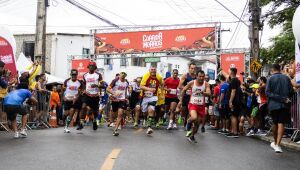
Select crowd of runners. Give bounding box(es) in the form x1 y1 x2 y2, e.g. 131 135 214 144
1 60 296 153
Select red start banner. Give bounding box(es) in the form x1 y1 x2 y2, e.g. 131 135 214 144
220 53 245 82
94 27 216 54
0 36 17 78
71 59 90 80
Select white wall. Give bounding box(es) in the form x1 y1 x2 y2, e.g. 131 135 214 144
52 34 90 79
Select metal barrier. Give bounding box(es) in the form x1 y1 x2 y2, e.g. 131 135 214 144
0 98 9 131
290 92 300 129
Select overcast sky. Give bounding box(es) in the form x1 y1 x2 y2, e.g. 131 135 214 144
0 0 281 49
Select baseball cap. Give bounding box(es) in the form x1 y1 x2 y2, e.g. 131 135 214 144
250 84 259 89
88 61 97 68
70 69 78 75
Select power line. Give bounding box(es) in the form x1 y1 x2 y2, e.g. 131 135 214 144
214 0 248 27
82 0 136 25
64 0 125 31
170 0 196 22
226 0 248 48
183 0 209 22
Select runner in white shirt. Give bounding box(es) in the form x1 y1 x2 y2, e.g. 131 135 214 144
178 70 211 143
107 71 129 136
79 61 103 131
63 69 82 133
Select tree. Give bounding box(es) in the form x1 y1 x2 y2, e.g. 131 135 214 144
259 0 298 64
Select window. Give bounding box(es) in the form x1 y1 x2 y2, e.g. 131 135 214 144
120 55 127 66
131 56 146 67
104 55 111 65
82 48 90 56
23 41 35 61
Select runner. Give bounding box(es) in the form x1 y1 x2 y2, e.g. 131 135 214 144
177 63 197 128
79 61 102 131
98 80 109 126
179 70 211 143
140 66 163 135
107 71 129 136
164 69 180 130
62 69 82 133
218 75 230 135
129 77 142 128
3 86 38 138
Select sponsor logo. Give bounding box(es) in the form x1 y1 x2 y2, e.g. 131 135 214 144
225 56 240 61
0 40 8 46
143 32 163 50
120 38 130 45
0 54 13 64
175 35 186 42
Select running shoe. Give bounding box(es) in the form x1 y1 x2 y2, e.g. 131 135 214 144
159 119 164 126
270 142 276 150
201 126 205 133
167 123 172 130
156 123 160 128
246 130 255 136
147 127 153 135
186 130 192 137
20 129 27 137
142 120 147 128
133 122 138 128
76 123 84 130
173 123 178 129
93 121 98 130
14 132 20 139
226 133 239 138
218 129 225 134
187 136 197 143
64 128 71 133
96 119 100 126
274 145 283 153
113 131 119 136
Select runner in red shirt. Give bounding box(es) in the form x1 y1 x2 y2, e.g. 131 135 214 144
164 69 180 130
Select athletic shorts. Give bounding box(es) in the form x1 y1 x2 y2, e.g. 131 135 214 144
82 94 100 111
165 97 179 106
230 105 241 118
4 105 27 121
129 97 142 110
214 105 220 117
111 101 127 112
64 101 75 111
219 104 230 119
141 96 157 113
188 103 206 118
182 95 190 107
270 108 290 124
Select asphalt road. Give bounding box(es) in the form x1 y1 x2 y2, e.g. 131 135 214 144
0 126 299 170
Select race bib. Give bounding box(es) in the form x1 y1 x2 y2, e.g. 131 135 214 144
191 96 204 105
116 90 125 100
170 89 177 95
145 91 153 97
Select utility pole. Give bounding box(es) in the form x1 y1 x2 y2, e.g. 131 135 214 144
34 0 48 73
249 0 263 79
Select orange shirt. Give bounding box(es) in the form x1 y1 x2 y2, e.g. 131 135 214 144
50 91 60 108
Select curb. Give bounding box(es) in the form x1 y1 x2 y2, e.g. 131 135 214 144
253 135 300 152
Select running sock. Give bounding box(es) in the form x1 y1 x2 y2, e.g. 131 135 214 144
186 119 192 131
148 116 155 128
80 119 84 125
66 116 71 128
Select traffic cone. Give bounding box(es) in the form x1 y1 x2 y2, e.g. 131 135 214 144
49 109 58 128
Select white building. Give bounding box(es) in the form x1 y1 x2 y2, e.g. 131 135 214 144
14 33 91 79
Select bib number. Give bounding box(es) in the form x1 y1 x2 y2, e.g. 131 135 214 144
145 91 153 97
191 96 204 105
170 89 177 95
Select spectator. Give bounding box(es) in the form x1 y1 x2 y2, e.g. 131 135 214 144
266 64 294 153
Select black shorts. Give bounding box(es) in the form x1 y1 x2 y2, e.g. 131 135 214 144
165 97 179 106
182 95 190 107
230 105 241 118
111 101 128 112
270 108 290 124
219 104 230 119
82 95 100 111
64 101 75 111
129 97 142 110
4 105 27 121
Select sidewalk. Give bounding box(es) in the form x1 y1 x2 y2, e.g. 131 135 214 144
253 135 300 152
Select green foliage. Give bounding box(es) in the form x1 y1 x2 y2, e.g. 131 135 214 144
259 0 299 63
